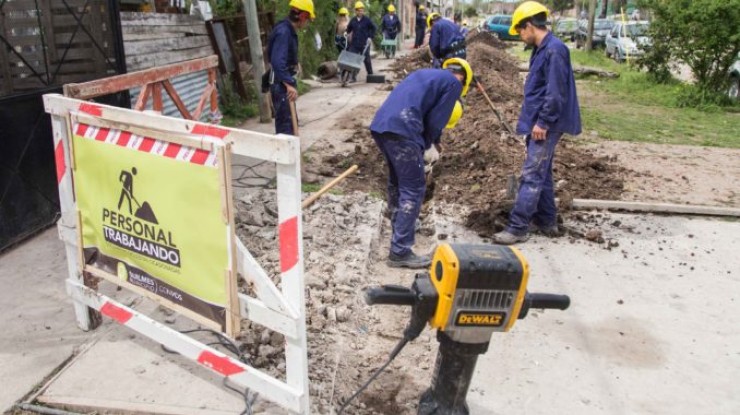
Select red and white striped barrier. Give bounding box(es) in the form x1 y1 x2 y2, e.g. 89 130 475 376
45 94 310 414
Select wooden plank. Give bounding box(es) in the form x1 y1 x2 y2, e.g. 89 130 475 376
571 199 740 217
122 24 208 37
0 14 12 95
120 12 203 26
162 79 193 119
124 36 211 56
133 84 152 110
4 35 44 47
152 82 163 112
126 46 215 71
87 0 106 75
65 55 217 99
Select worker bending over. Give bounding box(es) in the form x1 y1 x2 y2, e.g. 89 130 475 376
428 13 466 66
493 1 581 245
266 0 315 135
370 59 472 268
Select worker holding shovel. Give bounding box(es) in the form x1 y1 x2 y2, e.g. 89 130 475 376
369 58 472 269
493 1 581 245
265 0 315 135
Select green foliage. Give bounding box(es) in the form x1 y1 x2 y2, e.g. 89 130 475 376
637 0 740 107
545 0 574 14
464 6 478 18
219 74 258 126
211 0 241 17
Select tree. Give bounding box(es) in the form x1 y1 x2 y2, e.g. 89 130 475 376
464 6 477 18
546 0 574 15
638 0 740 101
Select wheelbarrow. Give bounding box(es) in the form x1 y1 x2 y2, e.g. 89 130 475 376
381 35 397 58
338 41 370 87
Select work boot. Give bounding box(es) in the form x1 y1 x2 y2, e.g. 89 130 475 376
530 223 561 237
492 231 530 245
387 251 432 269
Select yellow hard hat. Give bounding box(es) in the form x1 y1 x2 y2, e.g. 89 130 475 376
442 57 473 97
509 1 549 35
338 7 349 15
388 5 396 12
427 12 441 28
446 100 463 129
289 0 315 19
419 5 425 11
354 1 365 10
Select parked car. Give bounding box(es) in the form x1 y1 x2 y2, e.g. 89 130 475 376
729 53 740 100
575 18 615 49
484 15 519 40
554 18 578 41
605 22 650 62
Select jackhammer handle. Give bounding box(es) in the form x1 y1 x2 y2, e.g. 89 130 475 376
364 285 416 306
519 293 570 318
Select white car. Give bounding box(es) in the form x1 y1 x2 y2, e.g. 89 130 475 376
605 21 650 62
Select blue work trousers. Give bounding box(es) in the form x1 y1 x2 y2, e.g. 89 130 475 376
372 132 426 256
271 82 294 135
506 131 562 235
415 28 425 47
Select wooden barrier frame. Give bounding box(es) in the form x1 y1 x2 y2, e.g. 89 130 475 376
63 55 221 121
45 94 310 414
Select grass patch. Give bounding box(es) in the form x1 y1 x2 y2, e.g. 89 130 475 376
509 47 740 148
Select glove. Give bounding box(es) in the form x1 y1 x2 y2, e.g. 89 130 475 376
424 146 440 167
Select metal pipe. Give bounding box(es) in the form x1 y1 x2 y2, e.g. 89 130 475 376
15 403 85 415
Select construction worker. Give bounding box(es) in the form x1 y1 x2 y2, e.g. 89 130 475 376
266 0 315 135
428 12 466 66
369 58 473 268
346 1 377 82
493 1 581 245
381 4 401 41
460 20 469 37
335 7 349 52
414 5 427 48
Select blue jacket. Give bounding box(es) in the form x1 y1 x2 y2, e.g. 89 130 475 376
415 11 426 31
370 69 462 150
381 13 401 35
266 19 298 87
429 19 465 59
516 32 581 136
347 16 377 52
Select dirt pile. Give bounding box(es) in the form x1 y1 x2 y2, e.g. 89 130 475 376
327 34 630 239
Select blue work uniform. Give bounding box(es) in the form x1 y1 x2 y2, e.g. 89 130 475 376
346 15 377 76
381 13 401 39
266 18 298 135
414 11 426 47
370 69 462 257
507 32 582 235
429 18 466 62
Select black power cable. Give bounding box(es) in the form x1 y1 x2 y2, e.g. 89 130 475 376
159 328 257 415
337 337 410 414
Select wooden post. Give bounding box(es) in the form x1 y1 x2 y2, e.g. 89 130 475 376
586 0 597 51
242 0 272 123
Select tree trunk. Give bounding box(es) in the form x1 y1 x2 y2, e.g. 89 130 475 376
242 0 271 123
586 0 597 51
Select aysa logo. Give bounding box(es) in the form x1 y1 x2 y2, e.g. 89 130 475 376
101 167 181 268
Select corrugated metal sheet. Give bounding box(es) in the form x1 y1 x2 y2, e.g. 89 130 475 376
129 70 211 121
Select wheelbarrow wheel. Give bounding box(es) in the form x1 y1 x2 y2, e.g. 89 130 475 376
340 70 351 87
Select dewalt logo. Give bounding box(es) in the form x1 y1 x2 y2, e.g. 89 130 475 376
455 312 506 327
